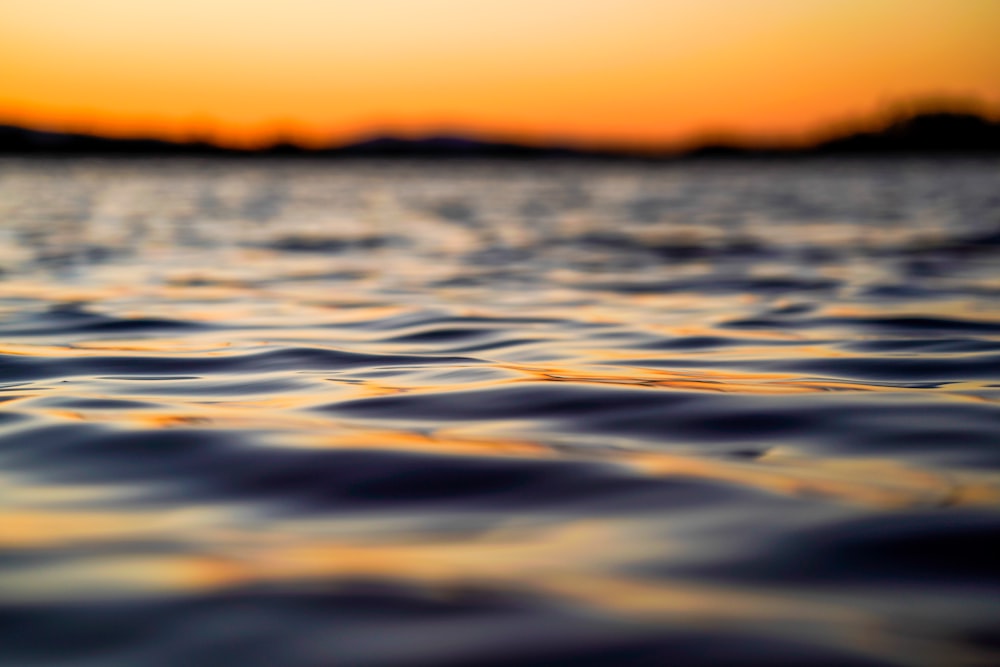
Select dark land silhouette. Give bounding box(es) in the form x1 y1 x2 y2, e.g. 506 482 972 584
2 105 999 159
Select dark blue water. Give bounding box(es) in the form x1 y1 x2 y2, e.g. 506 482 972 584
1 158 999 666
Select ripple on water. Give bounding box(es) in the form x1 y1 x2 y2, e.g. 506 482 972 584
1 159 999 666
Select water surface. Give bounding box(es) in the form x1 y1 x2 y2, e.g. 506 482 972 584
2 158 1000 666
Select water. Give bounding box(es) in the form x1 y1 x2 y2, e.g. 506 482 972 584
1 157 999 666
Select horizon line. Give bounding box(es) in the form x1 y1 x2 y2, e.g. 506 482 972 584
2 95 999 154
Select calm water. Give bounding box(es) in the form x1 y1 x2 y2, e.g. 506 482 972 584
1 158 999 666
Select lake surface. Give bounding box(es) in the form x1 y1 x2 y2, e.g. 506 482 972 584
1 157 999 666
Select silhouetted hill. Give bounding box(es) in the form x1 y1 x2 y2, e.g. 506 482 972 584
812 111 1000 155
306 135 609 159
2 107 999 158
0 125 620 159
0 124 230 156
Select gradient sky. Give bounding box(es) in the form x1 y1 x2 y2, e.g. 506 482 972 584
1 0 998 147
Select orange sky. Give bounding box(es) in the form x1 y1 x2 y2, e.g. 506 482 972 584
1 0 998 148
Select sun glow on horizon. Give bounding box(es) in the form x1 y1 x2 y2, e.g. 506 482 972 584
1 0 998 147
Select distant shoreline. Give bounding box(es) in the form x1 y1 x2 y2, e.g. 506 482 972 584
3 108 999 159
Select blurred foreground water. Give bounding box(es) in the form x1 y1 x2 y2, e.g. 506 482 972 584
1 158 999 666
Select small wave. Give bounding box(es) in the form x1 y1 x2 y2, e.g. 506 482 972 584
1 158 999 667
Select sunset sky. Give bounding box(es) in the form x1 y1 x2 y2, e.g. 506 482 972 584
1 0 998 148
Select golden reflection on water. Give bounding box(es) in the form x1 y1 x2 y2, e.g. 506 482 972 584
512 363 912 395
0 506 863 631
4 320 1000 514
628 451 1000 509
3 161 1000 667
0 503 936 665
298 429 546 458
